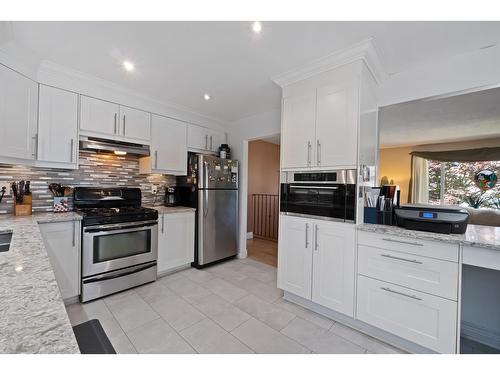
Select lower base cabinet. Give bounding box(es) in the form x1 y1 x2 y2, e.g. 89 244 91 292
157 212 195 275
39 220 80 302
278 214 355 317
357 275 458 353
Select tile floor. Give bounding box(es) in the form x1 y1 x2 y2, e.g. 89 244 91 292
66 257 406 354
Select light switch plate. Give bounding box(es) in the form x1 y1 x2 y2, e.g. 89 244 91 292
151 185 158 194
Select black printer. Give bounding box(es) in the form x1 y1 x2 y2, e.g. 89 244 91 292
394 204 470 234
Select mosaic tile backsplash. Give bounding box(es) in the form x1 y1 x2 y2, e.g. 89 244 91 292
0 150 175 214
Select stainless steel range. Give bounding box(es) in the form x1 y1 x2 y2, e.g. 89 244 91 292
74 187 158 302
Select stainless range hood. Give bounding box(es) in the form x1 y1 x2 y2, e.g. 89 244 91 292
79 136 150 156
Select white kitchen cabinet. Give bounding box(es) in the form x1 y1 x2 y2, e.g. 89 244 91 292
80 95 119 137
311 220 355 317
37 85 78 167
357 275 457 353
0 64 38 161
141 114 187 175
157 212 195 275
119 105 151 142
39 220 80 302
315 82 358 168
187 123 226 154
277 214 313 299
281 93 316 169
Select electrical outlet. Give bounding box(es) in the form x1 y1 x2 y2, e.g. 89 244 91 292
151 185 158 195
0 182 10 196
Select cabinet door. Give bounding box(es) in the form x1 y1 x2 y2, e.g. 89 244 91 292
80 95 119 137
151 114 187 173
312 221 355 316
316 82 358 168
0 64 38 160
39 221 80 301
187 124 209 151
119 105 151 142
281 93 316 169
277 215 313 299
208 128 226 152
157 212 195 275
38 85 78 165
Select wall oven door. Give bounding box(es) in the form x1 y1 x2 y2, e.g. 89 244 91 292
281 183 348 221
82 220 158 278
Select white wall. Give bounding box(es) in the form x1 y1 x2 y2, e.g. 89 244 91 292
227 108 281 257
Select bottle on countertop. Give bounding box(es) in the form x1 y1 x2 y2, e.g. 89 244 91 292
218 144 231 159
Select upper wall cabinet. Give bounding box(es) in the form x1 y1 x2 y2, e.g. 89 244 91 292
140 114 187 175
80 96 151 144
187 123 226 154
0 64 38 161
80 95 119 137
119 105 151 142
37 85 78 168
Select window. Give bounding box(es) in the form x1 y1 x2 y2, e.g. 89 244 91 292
427 160 500 209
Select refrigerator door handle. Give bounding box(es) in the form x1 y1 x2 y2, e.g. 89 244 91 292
204 189 209 217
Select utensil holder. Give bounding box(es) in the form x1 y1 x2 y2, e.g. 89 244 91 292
363 207 377 224
53 197 70 212
377 210 393 226
14 194 32 216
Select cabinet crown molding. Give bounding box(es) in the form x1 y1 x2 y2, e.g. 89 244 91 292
272 38 386 88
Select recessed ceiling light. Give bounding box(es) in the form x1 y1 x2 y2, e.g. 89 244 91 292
123 61 135 72
114 150 127 155
203 94 211 101
252 21 262 33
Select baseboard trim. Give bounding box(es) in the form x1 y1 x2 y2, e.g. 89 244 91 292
461 321 500 350
246 232 253 240
157 264 191 279
283 291 439 354
64 296 80 306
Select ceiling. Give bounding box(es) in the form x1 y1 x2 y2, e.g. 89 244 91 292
4 21 500 122
379 87 500 148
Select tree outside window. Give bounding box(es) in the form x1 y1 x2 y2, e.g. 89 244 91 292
428 160 500 209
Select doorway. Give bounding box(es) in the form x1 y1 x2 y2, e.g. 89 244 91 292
246 136 280 267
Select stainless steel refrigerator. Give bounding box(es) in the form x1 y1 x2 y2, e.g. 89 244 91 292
176 153 239 268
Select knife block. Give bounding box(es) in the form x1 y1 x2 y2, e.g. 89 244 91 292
14 194 32 216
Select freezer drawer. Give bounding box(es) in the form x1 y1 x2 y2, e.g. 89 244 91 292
198 189 238 265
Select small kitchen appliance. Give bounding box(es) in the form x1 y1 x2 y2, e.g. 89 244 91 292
74 187 158 302
394 204 470 234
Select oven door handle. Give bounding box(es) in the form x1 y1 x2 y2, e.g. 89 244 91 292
83 262 156 284
289 185 340 190
84 221 158 233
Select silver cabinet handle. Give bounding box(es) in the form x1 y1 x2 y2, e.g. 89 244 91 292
316 140 321 165
382 237 424 247
32 134 38 158
114 113 117 134
380 253 423 264
305 223 309 248
210 135 213 150
205 135 208 150
72 221 76 247
380 287 422 301
154 150 158 169
307 141 311 166
123 115 126 135
314 224 319 251
70 138 74 163
161 215 165 234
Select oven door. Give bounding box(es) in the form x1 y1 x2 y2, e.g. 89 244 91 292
82 220 158 277
281 183 347 221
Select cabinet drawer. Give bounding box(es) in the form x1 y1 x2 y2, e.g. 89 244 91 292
357 231 459 262
358 245 458 300
357 275 457 353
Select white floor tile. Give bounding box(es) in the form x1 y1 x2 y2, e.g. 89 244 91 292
232 318 310 354
162 274 212 304
127 319 195 354
281 317 365 354
110 333 137 354
66 299 114 326
180 267 215 284
180 318 253 354
134 280 175 304
205 277 249 303
273 298 334 330
193 294 251 331
238 264 276 283
234 294 296 331
150 294 206 331
232 276 283 303
104 291 159 332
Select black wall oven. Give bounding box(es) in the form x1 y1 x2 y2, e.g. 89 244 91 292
280 170 356 222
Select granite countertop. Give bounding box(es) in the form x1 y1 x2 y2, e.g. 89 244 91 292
357 223 500 251
0 212 82 354
146 205 196 214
